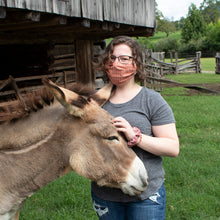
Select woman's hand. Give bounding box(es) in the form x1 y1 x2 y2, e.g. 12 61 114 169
112 117 135 141
112 117 179 157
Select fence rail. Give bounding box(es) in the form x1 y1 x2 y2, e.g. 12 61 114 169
141 50 220 94
143 50 201 76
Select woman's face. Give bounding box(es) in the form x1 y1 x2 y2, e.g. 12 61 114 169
112 44 133 64
108 44 136 67
106 44 137 86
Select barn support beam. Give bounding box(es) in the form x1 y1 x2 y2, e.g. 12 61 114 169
75 40 95 85
0 7 6 18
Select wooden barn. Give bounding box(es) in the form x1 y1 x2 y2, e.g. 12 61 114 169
0 0 156 104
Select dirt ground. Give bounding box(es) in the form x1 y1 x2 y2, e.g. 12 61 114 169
187 83 220 95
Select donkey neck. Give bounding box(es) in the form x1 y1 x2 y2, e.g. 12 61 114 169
0 126 72 215
0 102 65 151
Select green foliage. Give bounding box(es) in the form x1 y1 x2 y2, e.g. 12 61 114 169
181 4 207 43
175 17 186 30
137 32 169 49
169 31 182 41
178 37 208 54
157 19 176 37
200 0 220 23
136 37 152 49
205 21 220 51
152 0 220 54
153 37 179 53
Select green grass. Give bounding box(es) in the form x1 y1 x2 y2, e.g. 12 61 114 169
160 72 220 96
19 73 219 220
20 173 97 220
201 58 216 72
143 31 182 44
137 31 182 49
165 72 220 84
107 31 182 49
163 95 220 220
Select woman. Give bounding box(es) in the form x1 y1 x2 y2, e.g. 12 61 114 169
91 36 179 220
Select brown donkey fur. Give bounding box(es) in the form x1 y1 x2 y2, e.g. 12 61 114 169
0 79 148 220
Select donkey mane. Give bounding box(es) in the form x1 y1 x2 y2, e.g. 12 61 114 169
0 83 97 125
0 87 54 124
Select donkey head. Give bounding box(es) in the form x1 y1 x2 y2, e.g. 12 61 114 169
43 79 148 196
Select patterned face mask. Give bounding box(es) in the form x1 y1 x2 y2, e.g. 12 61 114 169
106 62 137 86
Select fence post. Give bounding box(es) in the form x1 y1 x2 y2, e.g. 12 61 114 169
175 52 178 74
196 51 201 73
216 52 220 74
161 52 165 62
170 51 173 63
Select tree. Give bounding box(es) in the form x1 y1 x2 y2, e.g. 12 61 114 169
157 19 176 37
155 1 176 37
200 0 220 24
153 37 179 53
175 17 185 30
181 4 207 43
205 21 220 51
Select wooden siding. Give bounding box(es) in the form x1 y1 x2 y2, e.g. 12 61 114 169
0 0 155 28
103 0 155 27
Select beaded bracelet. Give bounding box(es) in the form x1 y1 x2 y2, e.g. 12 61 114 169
128 127 142 147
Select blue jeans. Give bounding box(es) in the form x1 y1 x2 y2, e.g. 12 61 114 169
92 183 166 220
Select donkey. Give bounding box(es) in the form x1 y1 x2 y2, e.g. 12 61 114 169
0 79 148 220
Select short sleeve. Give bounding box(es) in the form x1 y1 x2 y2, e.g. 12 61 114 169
149 93 175 126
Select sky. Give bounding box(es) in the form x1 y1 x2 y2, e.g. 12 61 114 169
156 0 204 21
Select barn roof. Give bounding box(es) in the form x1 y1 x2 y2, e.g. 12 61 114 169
0 0 156 44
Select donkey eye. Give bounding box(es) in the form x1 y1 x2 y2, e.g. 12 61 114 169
107 136 119 141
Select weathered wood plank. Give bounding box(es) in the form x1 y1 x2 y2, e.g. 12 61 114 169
144 0 155 27
52 0 81 17
26 0 47 12
53 0 71 16
5 0 15 7
0 0 155 27
103 0 155 27
14 0 27 9
81 0 103 21
69 0 81 17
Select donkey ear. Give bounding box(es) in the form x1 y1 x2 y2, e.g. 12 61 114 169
90 82 114 106
42 78 87 118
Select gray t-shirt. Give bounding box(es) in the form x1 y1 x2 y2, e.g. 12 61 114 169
91 87 175 202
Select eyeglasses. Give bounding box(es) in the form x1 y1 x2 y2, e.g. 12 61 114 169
109 55 133 64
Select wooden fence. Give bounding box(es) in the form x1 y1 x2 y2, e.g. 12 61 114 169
143 50 201 76
216 52 220 74
141 50 220 94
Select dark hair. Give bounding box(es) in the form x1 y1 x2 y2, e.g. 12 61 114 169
94 36 145 82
